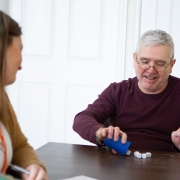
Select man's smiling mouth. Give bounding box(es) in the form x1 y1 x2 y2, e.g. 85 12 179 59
144 76 158 80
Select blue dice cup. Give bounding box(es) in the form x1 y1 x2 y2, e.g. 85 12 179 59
104 137 131 155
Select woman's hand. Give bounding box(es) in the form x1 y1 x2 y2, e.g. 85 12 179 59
21 164 48 180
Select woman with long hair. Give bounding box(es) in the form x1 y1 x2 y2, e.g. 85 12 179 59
0 10 48 180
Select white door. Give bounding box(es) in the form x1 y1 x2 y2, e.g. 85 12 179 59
6 0 129 149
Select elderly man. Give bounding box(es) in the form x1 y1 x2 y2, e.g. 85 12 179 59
73 30 180 153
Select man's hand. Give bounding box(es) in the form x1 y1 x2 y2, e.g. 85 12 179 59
21 164 48 180
171 128 180 150
96 125 127 154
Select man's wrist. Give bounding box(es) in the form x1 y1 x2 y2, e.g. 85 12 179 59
95 127 104 146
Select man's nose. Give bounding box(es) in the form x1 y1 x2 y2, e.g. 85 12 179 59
148 65 156 72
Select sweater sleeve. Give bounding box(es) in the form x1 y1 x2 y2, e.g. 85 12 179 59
5 95 45 170
73 83 117 145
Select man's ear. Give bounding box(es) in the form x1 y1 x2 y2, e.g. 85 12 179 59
171 59 176 67
133 53 137 68
169 59 176 74
133 53 137 62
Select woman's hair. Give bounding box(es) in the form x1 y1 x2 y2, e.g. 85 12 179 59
0 10 22 126
135 30 174 60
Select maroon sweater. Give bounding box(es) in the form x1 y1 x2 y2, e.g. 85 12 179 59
73 75 180 152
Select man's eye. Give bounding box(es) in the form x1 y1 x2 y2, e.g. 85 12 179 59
141 61 148 64
156 62 165 66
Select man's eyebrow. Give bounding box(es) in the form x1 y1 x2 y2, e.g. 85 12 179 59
139 57 151 61
155 60 166 63
139 57 167 63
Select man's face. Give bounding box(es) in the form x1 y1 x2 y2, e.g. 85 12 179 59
133 45 176 94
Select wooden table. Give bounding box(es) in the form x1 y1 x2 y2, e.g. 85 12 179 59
36 142 180 180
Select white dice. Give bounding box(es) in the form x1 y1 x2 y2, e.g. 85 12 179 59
134 151 152 159
146 152 151 157
134 151 139 157
142 153 147 159
134 151 141 158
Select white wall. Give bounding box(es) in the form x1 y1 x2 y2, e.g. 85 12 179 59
0 0 8 13
1 0 180 149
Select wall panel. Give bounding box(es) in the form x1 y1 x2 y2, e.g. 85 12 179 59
69 0 102 59
170 0 180 77
156 0 171 32
123 0 141 79
22 0 53 56
140 0 157 34
65 85 102 145
18 82 52 149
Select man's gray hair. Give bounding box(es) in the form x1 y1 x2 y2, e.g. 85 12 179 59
135 30 174 59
